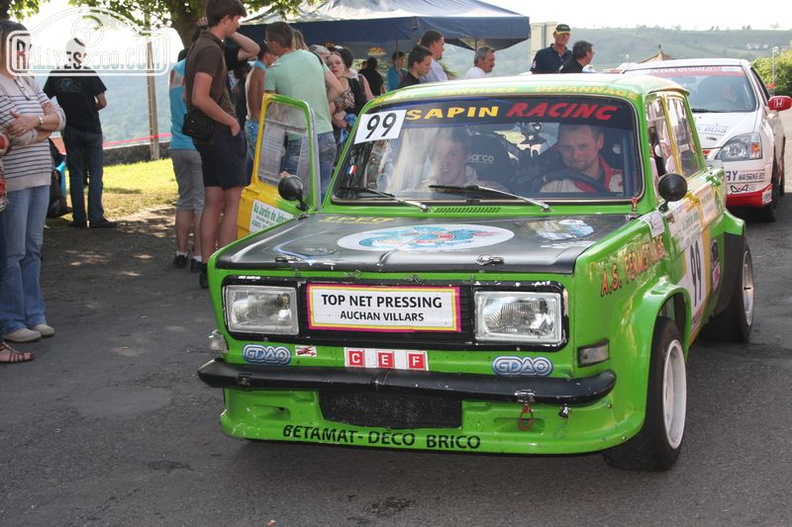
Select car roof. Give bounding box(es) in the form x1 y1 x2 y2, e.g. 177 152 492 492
622 58 751 71
375 73 685 105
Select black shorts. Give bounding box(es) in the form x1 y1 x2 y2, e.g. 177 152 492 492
196 126 248 189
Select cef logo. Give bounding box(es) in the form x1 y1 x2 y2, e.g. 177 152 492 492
492 356 553 376
345 348 428 370
242 345 291 365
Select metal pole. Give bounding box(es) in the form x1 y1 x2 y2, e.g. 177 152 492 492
145 14 160 160
771 47 778 95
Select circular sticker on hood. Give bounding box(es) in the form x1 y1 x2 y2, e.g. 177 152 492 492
337 224 514 252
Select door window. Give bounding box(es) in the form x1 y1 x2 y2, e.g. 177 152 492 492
666 97 702 178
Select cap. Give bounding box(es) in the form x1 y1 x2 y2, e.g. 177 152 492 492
555 24 571 34
65 37 86 56
309 44 330 56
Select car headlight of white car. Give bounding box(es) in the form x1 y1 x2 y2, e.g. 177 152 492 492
715 132 762 161
474 291 563 344
224 286 298 335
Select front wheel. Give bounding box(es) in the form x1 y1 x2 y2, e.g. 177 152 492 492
700 243 754 342
755 163 780 222
603 317 687 471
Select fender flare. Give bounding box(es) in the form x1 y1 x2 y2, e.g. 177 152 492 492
711 233 746 316
618 281 690 414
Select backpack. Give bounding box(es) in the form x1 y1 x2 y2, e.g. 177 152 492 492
47 168 69 218
47 139 70 218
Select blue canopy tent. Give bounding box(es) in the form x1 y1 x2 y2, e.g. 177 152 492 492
240 0 530 57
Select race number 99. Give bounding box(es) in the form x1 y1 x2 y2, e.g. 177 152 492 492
354 110 406 144
682 236 709 326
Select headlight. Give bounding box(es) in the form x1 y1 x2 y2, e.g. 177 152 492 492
475 291 563 344
224 286 298 335
715 132 762 161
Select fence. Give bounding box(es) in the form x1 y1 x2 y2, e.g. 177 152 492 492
51 134 173 167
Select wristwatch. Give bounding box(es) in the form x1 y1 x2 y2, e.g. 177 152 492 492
37 115 44 126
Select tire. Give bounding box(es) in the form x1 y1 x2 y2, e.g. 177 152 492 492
700 243 754 342
755 164 780 222
603 317 686 471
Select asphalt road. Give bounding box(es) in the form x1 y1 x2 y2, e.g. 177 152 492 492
1 113 791 527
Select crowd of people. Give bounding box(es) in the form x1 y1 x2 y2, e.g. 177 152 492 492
175 14 593 292
530 24 595 74
0 0 598 364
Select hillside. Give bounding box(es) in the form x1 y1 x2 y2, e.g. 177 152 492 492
39 27 792 144
443 26 792 76
101 75 172 145
37 73 171 145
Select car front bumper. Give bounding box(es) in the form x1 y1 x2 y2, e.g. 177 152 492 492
198 358 616 404
197 358 638 455
708 157 773 208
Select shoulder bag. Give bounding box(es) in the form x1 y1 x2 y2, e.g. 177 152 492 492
182 107 215 141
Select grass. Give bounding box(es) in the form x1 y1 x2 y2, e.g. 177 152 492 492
69 159 178 219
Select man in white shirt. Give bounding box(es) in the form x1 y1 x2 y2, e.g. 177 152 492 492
419 30 448 83
464 46 496 79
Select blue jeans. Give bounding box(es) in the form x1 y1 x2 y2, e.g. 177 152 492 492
0 210 5 282
244 119 260 180
318 132 337 197
0 185 48 334
282 132 337 199
63 127 105 222
244 119 259 166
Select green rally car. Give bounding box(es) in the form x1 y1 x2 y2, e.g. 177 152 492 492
198 74 754 471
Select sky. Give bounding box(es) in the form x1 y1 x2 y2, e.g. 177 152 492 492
486 0 792 30
19 0 792 67
23 0 792 35
21 0 183 67
22 0 792 33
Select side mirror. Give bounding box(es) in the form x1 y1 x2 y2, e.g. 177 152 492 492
278 175 308 211
768 95 792 112
658 173 687 212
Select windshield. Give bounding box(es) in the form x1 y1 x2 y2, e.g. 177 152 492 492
626 65 757 113
331 96 641 204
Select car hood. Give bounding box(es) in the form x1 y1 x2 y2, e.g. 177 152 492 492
694 111 758 149
217 214 633 274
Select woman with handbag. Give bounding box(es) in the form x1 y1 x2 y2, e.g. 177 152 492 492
0 20 66 343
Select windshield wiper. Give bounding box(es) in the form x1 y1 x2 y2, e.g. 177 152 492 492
690 107 731 113
339 186 430 212
429 184 551 211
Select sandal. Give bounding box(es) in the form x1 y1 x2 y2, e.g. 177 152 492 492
0 342 34 364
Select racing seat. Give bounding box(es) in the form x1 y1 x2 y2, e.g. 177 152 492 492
600 129 625 172
467 134 515 188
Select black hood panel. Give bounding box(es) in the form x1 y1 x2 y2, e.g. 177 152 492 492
217 214 631 274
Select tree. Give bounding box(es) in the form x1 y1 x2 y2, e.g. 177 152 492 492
1 0 41 20
78 0 309 48
754 48 792 97
1 0 309 48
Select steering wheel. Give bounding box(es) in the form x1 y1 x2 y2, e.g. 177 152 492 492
534 170 608 193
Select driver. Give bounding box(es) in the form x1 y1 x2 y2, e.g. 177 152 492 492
541 124 622 193
422 127 506 190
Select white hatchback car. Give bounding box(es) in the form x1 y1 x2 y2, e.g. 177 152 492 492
623 58 792 221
